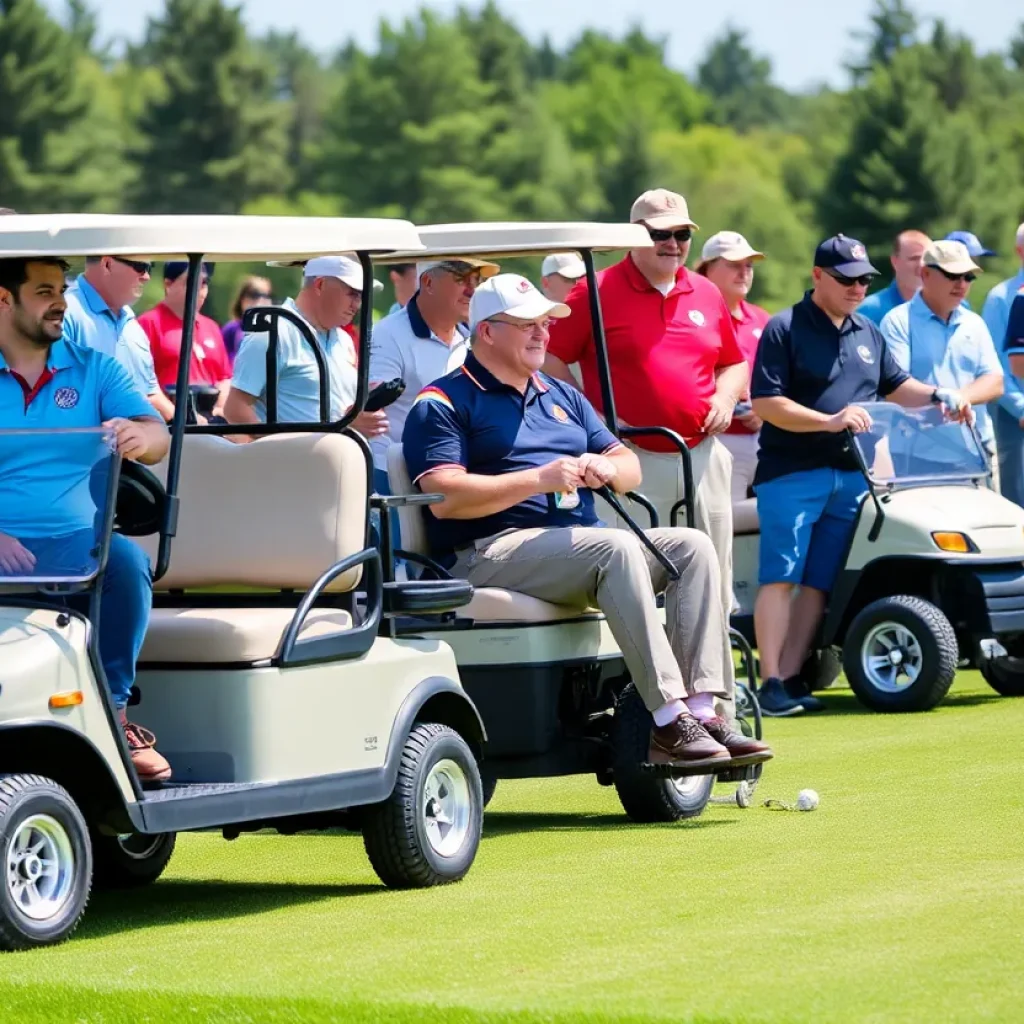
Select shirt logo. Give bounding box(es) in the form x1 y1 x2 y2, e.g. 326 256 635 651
551 404 569 423
752 328 763 340
53 386 79 409
851 244 867 260
204 338 216 349
856 344 875 365
688 310 706 327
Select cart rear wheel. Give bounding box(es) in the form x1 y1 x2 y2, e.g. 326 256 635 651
980 657 1024 697
91 830 176 890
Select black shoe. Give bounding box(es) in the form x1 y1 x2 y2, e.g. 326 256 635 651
783 675 826 713
756 678 806 717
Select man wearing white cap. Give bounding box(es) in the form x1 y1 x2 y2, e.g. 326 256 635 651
540 252 587 304
544 189 748 680
224 254 387 438
696 231 770 503
402 274 772 770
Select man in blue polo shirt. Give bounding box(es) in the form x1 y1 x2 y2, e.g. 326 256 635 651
0 256 172 781
751 235 972 716
858 230 931 326
403 274 771 770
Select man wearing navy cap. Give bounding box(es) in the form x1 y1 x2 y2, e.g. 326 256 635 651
751 235 973 715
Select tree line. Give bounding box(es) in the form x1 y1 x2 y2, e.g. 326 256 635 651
2 0 1024 321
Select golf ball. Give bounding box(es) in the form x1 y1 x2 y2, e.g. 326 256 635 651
796 789 819 811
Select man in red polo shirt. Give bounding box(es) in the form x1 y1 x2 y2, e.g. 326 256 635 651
544 189 748 658
138 261 231 420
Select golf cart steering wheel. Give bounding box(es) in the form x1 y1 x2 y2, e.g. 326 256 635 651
114 461 168 537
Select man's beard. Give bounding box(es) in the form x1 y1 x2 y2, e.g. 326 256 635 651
13 306 63 348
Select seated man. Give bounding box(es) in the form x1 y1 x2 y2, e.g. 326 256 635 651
0 256 171 781
402 274 771 767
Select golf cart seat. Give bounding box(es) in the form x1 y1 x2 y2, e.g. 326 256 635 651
386 443 598 623
137 432 366 663
733 497 759 535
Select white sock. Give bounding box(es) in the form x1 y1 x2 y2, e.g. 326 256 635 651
684 692 717 723
652 699 687 727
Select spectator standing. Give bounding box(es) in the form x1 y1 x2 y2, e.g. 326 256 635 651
858 230 932 326
221 275 272 364
1003 289 1024 377
945 231 996 261
388 264 419 314
695 231 770 503
540 252 587 303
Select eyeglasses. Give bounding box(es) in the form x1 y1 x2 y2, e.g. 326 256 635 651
647 227 693 244
112 257 153 275
448 270 482 288
489 317 554 334
823 268 874 288
929 265 977 283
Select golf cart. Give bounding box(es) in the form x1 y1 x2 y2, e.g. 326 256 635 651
733 402 1024 712
0 214 488 952
372 223 767 820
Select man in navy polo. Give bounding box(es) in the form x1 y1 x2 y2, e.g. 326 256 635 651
0 256 172 781
751 235 972 716
403 274 771 770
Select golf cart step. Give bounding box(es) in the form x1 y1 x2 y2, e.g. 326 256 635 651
141 781 269 802
640 751 772 779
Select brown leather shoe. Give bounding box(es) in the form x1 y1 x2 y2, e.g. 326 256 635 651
649 714 730 766
120 711 172 782
702 716 773 761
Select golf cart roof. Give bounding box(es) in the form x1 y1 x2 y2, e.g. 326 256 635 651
0 214 423 261
373 221 652 263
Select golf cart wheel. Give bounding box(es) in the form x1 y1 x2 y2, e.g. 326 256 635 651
362 723 482 888
980 657 1024 697
480 771 499 809
844 596 958 713
0 774 92 951
800 647 843 691
611 683 713 823
91 830 176 890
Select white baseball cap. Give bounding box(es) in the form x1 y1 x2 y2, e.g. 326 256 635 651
695 231 765 272
541 252 586 280
469 274 571 331
303 255 383 293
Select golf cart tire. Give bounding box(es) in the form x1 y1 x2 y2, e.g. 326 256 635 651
480 771 499 809
800 647 843 691
980 658 1024 697
362 723 483 889
844 596 958 713
91 830 176 890
611 683 713 823
0 774 92 951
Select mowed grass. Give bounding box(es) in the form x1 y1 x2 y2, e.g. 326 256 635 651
4 672 1023 1024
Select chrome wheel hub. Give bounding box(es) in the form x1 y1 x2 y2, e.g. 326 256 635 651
422 759 472 858
863 622 924 693
6 814 75 922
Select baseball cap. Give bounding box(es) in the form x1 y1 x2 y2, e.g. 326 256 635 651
304 254 383 293
814 234 878 277
468 274 571 331
417 257 500 280
541 252 587 280
163 260 214 282
944 230 995 258
923 240 981 275
695 231 765 272
629 189 699 231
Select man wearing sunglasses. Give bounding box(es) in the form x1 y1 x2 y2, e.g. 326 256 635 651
880 240 1003 474
750 234 974 716
62 255 175 423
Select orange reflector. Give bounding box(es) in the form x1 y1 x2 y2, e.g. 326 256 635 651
49 691 84 709
932 531 971 553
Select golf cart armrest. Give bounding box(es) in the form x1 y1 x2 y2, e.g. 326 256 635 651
371 493 444 509
618 426 695 528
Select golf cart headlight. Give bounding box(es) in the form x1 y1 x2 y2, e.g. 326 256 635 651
931 531 974 553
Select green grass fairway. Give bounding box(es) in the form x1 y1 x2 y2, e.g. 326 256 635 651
4 672 1023 1023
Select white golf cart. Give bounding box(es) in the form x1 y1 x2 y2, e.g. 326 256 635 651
732 402 1024 712
0 214 488 952
372 223 768 820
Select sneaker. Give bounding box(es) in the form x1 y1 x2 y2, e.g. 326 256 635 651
756 678 806 717
120 711 172 782
702 716 773 762
783 675 825 713
649 714 730 766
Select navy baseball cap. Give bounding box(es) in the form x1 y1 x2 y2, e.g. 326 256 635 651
944 231 995 258
163 260 214 282
814 234 878 277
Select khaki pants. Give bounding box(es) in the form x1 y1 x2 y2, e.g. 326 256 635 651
451 526 733 711
719 431 759 503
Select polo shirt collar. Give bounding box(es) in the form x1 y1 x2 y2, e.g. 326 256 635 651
460 352 548 395
75 275 118 318
733 300 756 324
407 293 469 343
621 254 693 296
0 338 75 373
800 290 859 336
283 296 329 341
910 290 963 327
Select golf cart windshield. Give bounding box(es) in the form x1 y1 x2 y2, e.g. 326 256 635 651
0 427 118 586
852 403 988 487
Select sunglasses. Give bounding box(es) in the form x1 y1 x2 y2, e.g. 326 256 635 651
647 227 693 244
112 257 153 275
824 268 874 288
244 290 273 301
930 265 977 283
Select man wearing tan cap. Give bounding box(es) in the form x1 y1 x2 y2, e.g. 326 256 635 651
541 252 587 303
696 231 770 504
544 189 749 694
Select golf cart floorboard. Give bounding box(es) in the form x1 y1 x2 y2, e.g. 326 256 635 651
640 751 772 778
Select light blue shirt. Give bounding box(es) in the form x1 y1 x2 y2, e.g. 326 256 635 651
231 297 357 423
858 281 906 326
982 269 1024 420
62 276 158 397
0 340 156 538
880 293 1002 445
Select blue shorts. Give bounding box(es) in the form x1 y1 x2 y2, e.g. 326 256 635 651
755 467 867 593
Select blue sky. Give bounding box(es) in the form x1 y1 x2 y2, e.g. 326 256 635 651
47 0 1015 90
